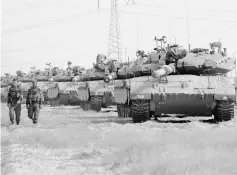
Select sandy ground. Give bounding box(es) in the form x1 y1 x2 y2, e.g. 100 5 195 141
1 103 237 175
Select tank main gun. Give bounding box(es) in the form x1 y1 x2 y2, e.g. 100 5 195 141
151 63 176 78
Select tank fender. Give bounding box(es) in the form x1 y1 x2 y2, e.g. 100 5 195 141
115 80 128 87
78 82 89 88
130 93 151 100
114 87 129 104
214 94 236 102
90 90 104 96
77 88 90 101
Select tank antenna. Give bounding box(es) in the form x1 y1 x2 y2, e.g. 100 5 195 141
234 53 237 77
137 19 139 50
185 0 190 51
128 56 131 84
126 55 128 80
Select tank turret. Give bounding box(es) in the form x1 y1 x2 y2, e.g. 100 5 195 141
175 43 235 75
148 42 235 77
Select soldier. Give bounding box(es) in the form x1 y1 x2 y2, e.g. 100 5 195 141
26 79 42 124
7 78 23 125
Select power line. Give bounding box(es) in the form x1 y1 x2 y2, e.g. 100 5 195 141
4 0 70 15
2 43 105 54
3 3 237 35
135 3 237 14
2 44 57 53
99 8 237 23
3 10 101 34
4 8 237 35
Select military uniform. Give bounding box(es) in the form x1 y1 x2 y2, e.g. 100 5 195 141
7 83 23 124
26 84 42 124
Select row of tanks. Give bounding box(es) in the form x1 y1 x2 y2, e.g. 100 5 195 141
1 37 236 122
75 37 236 122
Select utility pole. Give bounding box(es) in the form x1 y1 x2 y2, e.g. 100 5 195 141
108 0 123 62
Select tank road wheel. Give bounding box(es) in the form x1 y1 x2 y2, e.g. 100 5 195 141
80 101 91 111
102 103 109 108
90 96 103 112
214 101 235 122
131 100 151 123
117 104 131 118
117 104 121 117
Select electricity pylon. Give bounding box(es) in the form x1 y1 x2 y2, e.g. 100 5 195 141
108 0 123 61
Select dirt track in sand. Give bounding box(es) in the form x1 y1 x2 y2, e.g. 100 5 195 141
1 103 237 175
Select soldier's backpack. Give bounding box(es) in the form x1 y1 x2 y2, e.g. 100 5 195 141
29 87 41 102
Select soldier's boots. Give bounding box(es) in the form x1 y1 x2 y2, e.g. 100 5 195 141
10 120 20 125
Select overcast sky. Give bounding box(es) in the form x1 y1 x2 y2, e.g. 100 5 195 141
1 0 237 75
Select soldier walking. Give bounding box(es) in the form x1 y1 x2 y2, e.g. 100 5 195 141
26 79 42 124
7 78 23 125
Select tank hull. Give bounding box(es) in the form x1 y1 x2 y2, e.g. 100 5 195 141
77 80 117 111
113 75 236 120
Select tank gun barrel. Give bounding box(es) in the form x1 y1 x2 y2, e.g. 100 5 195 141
152 64 176 78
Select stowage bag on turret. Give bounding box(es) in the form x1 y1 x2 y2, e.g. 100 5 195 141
166 47 187 64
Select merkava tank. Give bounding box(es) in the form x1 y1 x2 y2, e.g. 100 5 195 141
114 36 170 117
76 54 124 112
76 50 163 113
113 41 236 122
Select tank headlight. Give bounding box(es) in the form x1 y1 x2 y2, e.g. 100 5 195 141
222 96 228 101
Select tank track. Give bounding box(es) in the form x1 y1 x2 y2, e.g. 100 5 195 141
59 93 69 106
131 100 151 123
49 97 60 106
214 101 235 121
90 96 103 112
117 104 131 118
